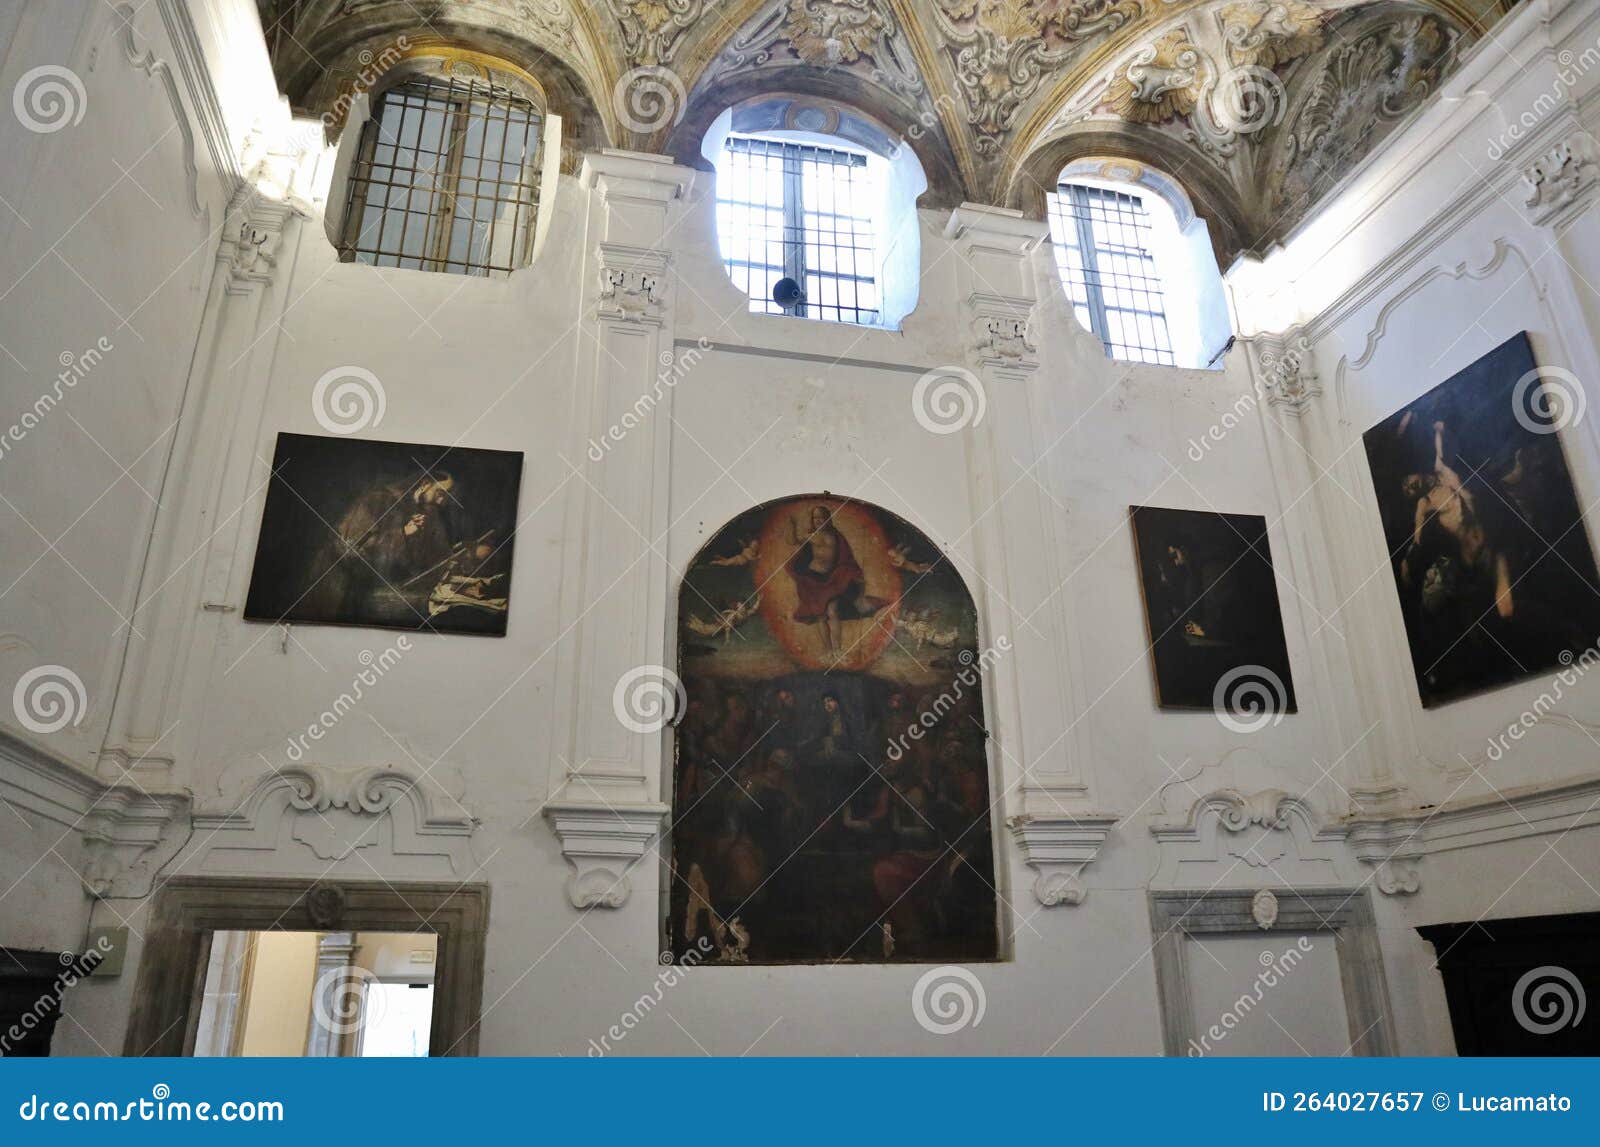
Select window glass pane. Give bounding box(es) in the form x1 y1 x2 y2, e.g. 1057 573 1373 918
340 78 542 276
716 134 879 326
1048 181 1174 365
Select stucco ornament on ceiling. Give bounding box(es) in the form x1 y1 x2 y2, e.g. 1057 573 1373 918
1268 13 1458 215
932 0 1142 157
256 0 1506 257
1218 0 1324 69
1105 28 1204 125
706 0 925 105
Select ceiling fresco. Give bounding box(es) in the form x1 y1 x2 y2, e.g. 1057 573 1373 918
257 0 1519 257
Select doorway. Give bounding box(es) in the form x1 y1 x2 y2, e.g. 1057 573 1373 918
193 930 439 1057
125 878 488 1056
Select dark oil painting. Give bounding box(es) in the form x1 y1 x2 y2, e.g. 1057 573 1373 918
1362 331 1600 707
667 495 1000 965
1130 505 1298 716
244 433 523 636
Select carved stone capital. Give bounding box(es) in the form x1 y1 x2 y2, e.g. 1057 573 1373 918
1344 813 1426 896
597 244 670 325
1249 327 1321 414
1522 132 1600 229
1006 812 1119 906
543 800 669 908
969 292 1039 370
77 786 189 899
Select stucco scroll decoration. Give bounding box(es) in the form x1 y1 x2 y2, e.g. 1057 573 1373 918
1218 0 1323 69
1106 29 1204 125
607 0 710 68
709 0 925 105
1006 812 1120 906
933 0 1140 158
1522 132 1600 229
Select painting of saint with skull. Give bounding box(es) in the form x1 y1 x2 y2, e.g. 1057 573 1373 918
668 495 1000 965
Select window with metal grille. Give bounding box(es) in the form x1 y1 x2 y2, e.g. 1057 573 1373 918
340 77 542 277
716 135 881 326
1048 183 1176 366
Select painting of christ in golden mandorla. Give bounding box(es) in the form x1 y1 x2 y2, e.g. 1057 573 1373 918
668 495 1001 965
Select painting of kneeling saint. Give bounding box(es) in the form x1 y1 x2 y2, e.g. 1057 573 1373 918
667 495 1000 965
1363 332 1600 706
1130 505 1298 717
244 432 523 636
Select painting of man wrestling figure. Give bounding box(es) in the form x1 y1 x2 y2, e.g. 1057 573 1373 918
668 495 1000 965
1363 332 1600 706
244 432 523 636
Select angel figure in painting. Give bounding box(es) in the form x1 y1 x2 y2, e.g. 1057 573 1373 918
684 596 763 644
785 504 892 658
887 542 936 574
706 537 760 567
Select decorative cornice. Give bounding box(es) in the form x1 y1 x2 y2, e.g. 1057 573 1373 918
1522 131 1600 229
1341 772 1600 895
1006 812 1119 906
0 728 188 899
543 799 669 908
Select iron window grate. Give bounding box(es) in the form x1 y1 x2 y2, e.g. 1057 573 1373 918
1048 183 1175 366
717 135 881 326
340 76 542 278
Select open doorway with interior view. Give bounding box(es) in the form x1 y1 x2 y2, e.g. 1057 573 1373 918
193 930 438 1057
124 878 488 1057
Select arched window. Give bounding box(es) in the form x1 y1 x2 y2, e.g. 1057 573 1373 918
704 99 926 329
1048 161 1231 369
339 74 545 277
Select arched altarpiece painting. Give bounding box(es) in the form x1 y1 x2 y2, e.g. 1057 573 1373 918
667 495 1001 965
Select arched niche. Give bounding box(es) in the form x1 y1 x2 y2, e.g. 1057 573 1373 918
668 494 1001 965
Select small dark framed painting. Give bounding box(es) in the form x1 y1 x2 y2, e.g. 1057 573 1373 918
1130 505 1298 718
244 432 524 636
1362 331 1600 707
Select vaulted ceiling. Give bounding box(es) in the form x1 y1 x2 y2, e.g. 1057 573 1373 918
257 0 1518 259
